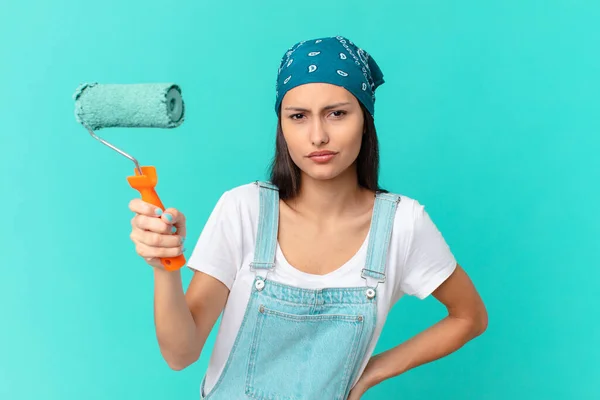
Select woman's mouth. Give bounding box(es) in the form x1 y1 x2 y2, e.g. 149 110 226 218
307 150 337 164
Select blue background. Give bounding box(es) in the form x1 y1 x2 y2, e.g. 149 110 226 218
1 0 598 398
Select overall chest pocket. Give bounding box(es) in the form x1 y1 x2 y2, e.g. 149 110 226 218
245 305 365 400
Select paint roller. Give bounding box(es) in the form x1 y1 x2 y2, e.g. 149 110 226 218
73 82 186 271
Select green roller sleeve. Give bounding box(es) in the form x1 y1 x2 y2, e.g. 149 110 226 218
73 83 185 130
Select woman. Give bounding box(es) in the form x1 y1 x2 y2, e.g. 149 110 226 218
128 36 487 399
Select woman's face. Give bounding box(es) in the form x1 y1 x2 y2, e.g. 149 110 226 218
280 83 365 182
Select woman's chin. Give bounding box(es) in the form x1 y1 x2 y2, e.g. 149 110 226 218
302 165 345 181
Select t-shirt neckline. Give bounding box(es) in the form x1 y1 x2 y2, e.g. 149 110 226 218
275 231 370 280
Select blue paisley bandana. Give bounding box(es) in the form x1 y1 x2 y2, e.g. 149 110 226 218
274 35 385 116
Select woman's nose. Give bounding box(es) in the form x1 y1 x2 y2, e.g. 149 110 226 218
309 120 329 145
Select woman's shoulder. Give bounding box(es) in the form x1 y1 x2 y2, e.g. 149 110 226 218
223 181 261 198
377 189 420 210
380 190 428 229
214 181 262 211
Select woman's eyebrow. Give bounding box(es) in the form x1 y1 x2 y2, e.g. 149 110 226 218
284 102 352 112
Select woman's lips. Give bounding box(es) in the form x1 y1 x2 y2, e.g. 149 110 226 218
307 151 337 163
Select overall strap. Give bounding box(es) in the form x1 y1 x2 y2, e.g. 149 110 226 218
362 192 402 285
250 181 279 273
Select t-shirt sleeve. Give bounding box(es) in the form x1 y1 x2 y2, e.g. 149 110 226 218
186 190 242 290
399 201 457 299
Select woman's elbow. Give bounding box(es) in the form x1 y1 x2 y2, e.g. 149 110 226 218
163 351 200 371
167 360 189 371
471 304 488 337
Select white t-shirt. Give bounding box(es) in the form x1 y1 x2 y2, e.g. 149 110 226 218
187 182 457 394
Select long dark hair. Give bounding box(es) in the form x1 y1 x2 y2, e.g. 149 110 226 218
269 102 385 199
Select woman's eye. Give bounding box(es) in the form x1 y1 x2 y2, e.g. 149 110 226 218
331 110 346 118
290 113 304 120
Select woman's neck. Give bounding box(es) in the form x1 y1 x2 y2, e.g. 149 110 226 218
288 168 373 221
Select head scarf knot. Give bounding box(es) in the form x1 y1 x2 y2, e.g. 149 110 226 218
274 35 385 116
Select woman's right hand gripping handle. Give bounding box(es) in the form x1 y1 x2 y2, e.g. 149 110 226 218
129 198 186 269
128 198 230 371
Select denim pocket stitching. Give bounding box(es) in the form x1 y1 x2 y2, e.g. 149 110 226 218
245 303 267 397
337 315 366 399
262 307 363 322
245 305 363 400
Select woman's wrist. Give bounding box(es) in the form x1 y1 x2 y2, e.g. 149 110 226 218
358 354 386 390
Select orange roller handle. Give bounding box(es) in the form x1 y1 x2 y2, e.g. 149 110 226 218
126 166 186 271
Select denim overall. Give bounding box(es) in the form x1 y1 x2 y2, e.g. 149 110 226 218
201 181 401 400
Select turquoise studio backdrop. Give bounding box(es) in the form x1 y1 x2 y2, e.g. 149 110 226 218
1 0 598 399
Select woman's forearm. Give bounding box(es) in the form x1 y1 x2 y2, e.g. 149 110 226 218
153 268 200 370
363 315 486 388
